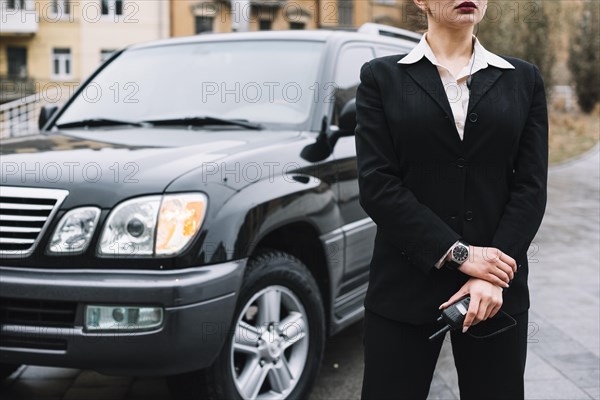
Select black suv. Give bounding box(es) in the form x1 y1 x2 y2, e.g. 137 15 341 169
0 24 418 399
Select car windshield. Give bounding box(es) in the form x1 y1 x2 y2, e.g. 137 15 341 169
55 40 326 129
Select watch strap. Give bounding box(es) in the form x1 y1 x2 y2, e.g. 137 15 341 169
444 259 462 270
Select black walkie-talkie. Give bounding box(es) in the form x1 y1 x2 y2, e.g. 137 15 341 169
428 295 470 341
429 266 520 341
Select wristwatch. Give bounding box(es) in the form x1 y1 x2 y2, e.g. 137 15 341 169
445 240 470 270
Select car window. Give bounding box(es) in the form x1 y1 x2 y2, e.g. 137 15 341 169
331 45 376 127
376 45 412 57
55 40 326 129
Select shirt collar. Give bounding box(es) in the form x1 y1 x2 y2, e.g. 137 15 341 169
397 31 514 70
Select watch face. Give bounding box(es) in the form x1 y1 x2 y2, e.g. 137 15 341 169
452 244 469 263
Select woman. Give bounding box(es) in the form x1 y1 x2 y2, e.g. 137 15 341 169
355 0 548 399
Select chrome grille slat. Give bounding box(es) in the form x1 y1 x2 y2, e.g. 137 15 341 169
0 237 35 244
0 202 55 210
0 238 35 244
0 186 69 256
0 226 42 233
0 215 48 222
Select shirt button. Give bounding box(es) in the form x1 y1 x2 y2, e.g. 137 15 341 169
465 210 473 221
469 113 478 122
457 158 465 168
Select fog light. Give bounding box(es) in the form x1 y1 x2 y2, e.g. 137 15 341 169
85 305 163 331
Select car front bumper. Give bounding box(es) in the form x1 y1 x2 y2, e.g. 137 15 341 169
0 259 247 376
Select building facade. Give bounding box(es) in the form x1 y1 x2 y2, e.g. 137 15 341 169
0 0 170 104
170 0 409 37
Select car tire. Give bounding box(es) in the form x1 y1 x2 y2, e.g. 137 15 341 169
168 247 326 400
0 364 21 380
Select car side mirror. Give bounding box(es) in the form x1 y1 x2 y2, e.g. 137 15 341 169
300 100 356 163
337 98 356 136
327 98 357 151
38 105 58 131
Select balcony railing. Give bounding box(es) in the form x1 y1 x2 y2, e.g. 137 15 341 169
0 76 36 104
0 0 39 36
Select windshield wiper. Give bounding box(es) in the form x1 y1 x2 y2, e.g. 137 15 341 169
143 116 263 130
56 118 147 129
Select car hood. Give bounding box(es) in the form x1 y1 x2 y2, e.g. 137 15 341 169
0 128 302 209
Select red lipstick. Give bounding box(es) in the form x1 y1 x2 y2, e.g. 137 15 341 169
455 1 477 12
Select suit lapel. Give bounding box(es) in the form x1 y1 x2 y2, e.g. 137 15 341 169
466 67 503 114
401 57 505 122
404 58 455 125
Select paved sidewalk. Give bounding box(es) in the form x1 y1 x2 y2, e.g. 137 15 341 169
1 145 599 400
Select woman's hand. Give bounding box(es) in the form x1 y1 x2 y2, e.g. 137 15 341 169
456 245 517 288
439 277 504 333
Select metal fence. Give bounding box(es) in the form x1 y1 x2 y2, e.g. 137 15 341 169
0 87 62 139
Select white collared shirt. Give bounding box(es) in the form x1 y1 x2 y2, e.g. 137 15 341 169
397 32 515 269
397 31 514 141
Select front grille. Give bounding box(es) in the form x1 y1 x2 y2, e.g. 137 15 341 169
0 335 67 351
0 186 68 256
0 298 77 327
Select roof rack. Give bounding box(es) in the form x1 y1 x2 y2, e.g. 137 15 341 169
357 23 422 43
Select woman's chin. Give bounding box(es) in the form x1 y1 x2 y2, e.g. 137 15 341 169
441 14 481 29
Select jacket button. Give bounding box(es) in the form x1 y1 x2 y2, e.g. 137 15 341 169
465 210 473 221
457 158 465 168
469 112 478 122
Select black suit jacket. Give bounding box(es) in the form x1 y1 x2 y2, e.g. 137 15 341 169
355 53 548 324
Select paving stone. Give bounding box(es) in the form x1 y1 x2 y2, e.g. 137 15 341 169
18 366 79 380
127 378 171 399
71 370 131 388
524 377 592 400
63 386 129 400
432 339 459 399
583 386 600 400
524 351 563 381
428 372 457 400
11 378 72 397
551 352 600 371
558 367 600 391
1 365 26 383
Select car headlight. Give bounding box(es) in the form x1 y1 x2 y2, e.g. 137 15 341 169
48 207 101 254
155 193 208 255
98 193 207 257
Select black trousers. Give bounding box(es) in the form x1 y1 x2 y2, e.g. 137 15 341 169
360 307 529 400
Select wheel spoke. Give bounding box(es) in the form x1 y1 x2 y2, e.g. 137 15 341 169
236 320 263 347
257 288 281 326
238 358 270 399
279 311 307 350
233 342 260 355
268 357 294 393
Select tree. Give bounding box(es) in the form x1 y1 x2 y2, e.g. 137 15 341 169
568 0 600 113
477 0 558 91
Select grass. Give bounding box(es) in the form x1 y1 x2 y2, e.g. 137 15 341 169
548 104 600 165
